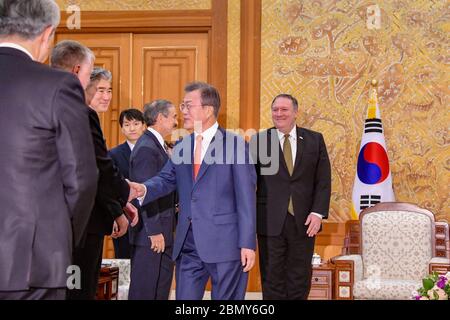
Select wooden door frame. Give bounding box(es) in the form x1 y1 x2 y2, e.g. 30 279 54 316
57 0 228 125
240 0 261 132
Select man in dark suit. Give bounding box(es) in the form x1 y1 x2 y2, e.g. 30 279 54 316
0 0 97 300
130 82 257 300
128 100 178 300
71 67 139 300
50 46 139 299
251 94 331 300
109 109 145 259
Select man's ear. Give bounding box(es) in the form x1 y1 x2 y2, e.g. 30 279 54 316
37 26 55 63
72 65 81 75
155 112 164 124
207 106 215 119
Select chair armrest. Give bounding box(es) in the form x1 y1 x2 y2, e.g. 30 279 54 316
429 257 450 275
332 255 363 300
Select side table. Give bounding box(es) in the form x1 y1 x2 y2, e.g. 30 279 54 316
308 261 335 300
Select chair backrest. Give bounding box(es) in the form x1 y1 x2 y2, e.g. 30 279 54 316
359 202 435 280
102 259 131 287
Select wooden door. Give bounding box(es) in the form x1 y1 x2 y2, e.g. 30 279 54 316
54 33 132 150
132 33 208 136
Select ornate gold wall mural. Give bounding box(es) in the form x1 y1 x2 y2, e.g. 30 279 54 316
261 0 449 222
56 0 211 11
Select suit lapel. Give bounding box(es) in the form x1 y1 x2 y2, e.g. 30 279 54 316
145 130 167 158
292 126 304 174
120 142 131 162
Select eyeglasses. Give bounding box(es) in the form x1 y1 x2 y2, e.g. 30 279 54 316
96 88 112 95
179 102 203 112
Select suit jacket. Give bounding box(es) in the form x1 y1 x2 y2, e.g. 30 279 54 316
253 126 331 236
83 109 130 239
109 142 131 180
129 131 176 247
142 127 257 263
0 47 97 290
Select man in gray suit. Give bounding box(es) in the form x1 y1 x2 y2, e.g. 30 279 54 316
0 0 97 300
128 100 178 299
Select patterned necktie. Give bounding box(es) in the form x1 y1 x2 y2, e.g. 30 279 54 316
193 134 203 180
283 134 294 215
163 141 169 154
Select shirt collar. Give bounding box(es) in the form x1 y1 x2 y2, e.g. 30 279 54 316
276 125 297 141
126 140 135 151
147 127 165 149
0 42 34 60
195 121 219 142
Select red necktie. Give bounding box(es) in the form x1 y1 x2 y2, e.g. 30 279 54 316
193 135 203 180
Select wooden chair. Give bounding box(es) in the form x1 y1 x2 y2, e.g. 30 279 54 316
332 202 450 300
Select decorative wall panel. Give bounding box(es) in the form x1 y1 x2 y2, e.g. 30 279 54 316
261 0 449 222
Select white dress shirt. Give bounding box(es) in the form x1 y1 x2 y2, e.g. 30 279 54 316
138 123 219 204
276 126 323 220
0 42 34 60
277 126 297 164
126 140 135 152
147 127 165 150
194 121 219 163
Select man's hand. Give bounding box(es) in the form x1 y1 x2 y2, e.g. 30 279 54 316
149 234 165 254
305 213 322 237
241 248 256 272
111 214 129 238
111 221 119 238
123 202 139 227
126 179 146 201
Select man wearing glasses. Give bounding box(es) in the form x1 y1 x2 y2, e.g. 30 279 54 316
129 82 257 300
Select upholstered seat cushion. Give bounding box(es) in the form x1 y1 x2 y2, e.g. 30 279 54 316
353 279 421 300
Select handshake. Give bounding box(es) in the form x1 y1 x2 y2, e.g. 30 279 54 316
111 180 146 239
126 180 146 202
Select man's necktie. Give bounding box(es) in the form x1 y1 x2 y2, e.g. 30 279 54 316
283 133 294 215
163 141 169 154
193 134 203 180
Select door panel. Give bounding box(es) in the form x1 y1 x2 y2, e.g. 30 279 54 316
132 33 208 133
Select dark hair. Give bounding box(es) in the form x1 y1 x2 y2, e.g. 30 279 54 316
271 94 299 111
50 40 94 70
119 108 144 127
184 82 220 118
143 99 173 126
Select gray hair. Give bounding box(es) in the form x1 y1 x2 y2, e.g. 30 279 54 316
0 0 60 40
89 67 112 82
50 40 95 71
184 82 221 118
86 67 112 90
143 99 173 126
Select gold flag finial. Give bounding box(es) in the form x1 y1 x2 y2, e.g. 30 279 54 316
367 79 378 119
